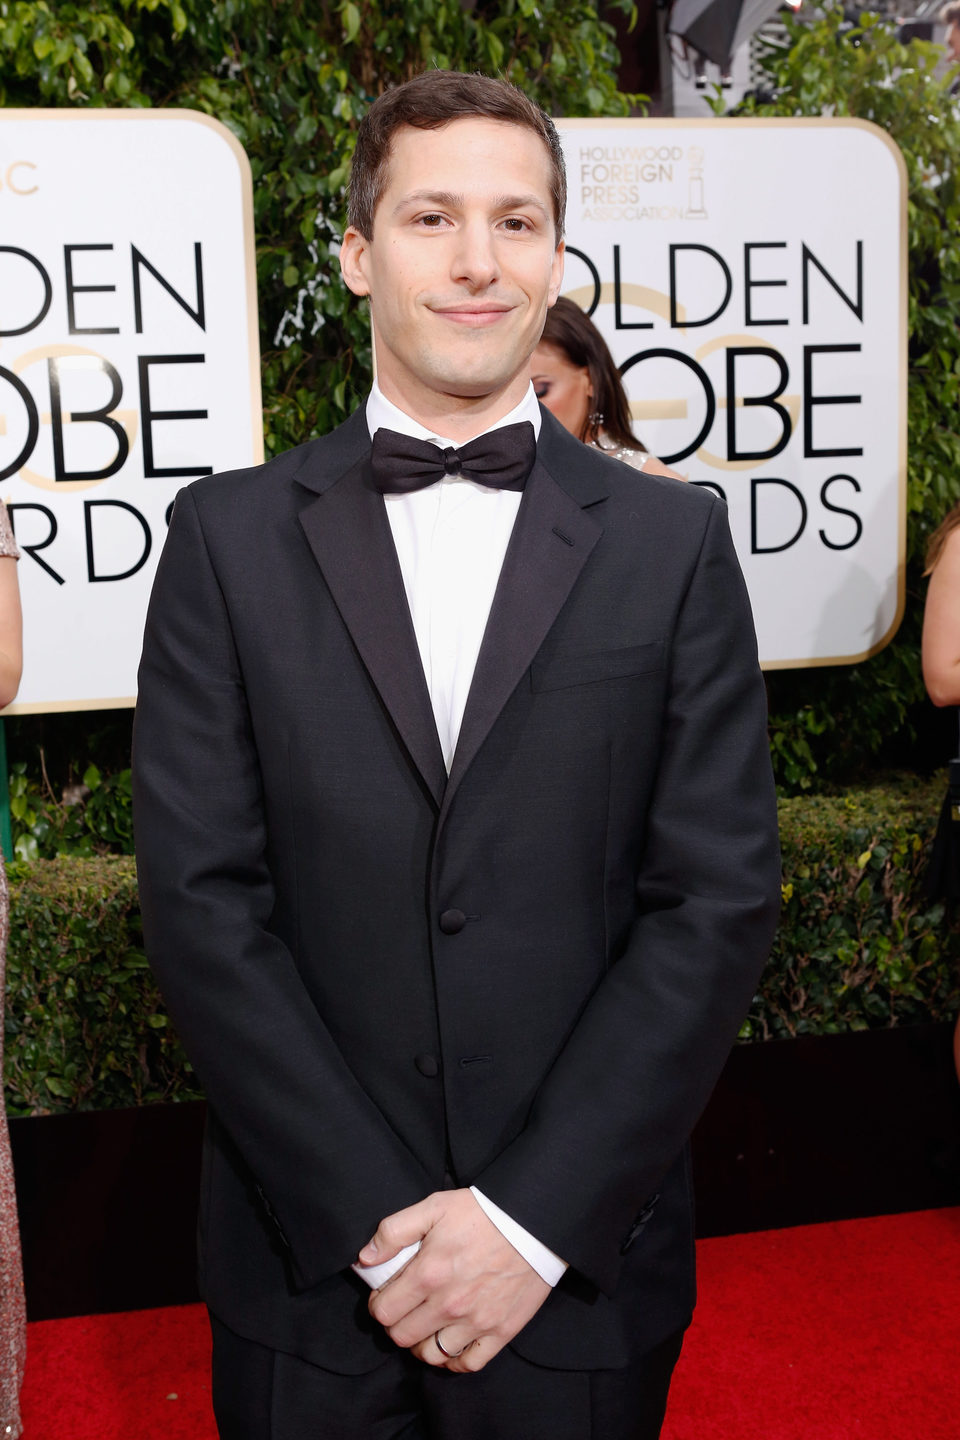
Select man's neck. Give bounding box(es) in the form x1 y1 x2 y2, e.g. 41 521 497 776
374 374 532 445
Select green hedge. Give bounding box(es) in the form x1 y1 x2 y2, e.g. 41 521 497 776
5 856 197 1118
749 775 960 1041
6 777 959 1115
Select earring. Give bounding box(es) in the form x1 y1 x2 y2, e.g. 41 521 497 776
587 410 604 436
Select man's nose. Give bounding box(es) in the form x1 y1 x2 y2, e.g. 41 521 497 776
451 218 500 288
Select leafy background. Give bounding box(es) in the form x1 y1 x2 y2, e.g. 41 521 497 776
3 2 960 1113
719 9 960 789
3 1 958 803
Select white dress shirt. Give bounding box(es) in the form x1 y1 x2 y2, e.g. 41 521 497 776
351 382 568 1292
371 383 531 773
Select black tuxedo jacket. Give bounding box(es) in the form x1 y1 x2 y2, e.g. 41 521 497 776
132 406 780 1375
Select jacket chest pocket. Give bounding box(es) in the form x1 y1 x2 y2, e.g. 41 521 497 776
530 641 664 693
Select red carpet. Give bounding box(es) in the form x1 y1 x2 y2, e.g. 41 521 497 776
662 1207 960 1440
20 1208 960 1439
23 1301 217 1439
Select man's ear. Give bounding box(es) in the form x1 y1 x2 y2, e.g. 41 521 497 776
340 226 372 297
547 240 565 307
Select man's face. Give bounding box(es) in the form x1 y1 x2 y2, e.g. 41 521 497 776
340 118 564 419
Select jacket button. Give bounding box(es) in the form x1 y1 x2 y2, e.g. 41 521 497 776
438 908 467 934
414 1053 440 1078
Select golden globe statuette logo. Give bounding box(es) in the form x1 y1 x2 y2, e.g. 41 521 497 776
0 162 38 196
6 344 140 495
687 146 707 220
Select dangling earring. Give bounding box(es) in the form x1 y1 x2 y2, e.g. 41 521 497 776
587 409 604 441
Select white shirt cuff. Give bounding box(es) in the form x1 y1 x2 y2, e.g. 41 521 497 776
470 1186 568 1287
350 1189 569 1291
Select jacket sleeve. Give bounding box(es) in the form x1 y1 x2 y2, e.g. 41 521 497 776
474 496 781 1296
132 485 431 1291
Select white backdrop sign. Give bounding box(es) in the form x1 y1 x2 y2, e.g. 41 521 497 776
0 110 262 712
555 118 907 669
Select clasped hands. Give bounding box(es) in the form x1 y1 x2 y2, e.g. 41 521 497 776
357 1188 551 1373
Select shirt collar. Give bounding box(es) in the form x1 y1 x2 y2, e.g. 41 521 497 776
366 380 541 449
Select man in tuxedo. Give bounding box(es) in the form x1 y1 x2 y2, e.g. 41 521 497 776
133 70 780 1440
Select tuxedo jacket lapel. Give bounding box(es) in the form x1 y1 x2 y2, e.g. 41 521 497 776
293 407 608 817
442 432 607 820
294 417 447 808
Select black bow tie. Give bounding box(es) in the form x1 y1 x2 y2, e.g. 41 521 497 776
370 422 536 495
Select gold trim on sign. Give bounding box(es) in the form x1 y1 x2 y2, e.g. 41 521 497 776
556 115 909 671
3 695 137 715
2 108 264 712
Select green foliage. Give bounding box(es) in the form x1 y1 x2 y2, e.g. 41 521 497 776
0 0 165 106
0 0 642 455
8 760 134 861
5 856 199 1116
744 773 960 1040
5 779 957 1114
714 8 960 788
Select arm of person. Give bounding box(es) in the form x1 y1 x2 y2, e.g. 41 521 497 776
362 495 780 1368
922 527 960 706
474 496 780 1289
132 485 432 1291
0 556 22 710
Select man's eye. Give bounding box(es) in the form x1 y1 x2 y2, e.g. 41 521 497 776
502 217 528 232
419 214 446 227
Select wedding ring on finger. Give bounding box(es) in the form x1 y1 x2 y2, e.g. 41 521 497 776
434 1329 472 1359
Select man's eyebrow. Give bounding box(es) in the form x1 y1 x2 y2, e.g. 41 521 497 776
393 190 463 214
392 189 550 218
493 193 550 218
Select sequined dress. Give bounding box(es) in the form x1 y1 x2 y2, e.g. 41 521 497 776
0 503 23 1439
591 435 653 471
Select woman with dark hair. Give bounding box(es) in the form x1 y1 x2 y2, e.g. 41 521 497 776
531 297 683 479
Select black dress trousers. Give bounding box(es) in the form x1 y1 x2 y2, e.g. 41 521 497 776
210 1312 685 1440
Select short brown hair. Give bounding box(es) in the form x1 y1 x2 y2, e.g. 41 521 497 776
347 70 566 240
941 2 960 26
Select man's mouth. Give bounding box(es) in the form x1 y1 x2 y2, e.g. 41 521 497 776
431 304 514 327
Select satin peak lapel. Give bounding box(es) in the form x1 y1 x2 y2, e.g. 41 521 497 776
442 455 604 818
297 457 447 807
